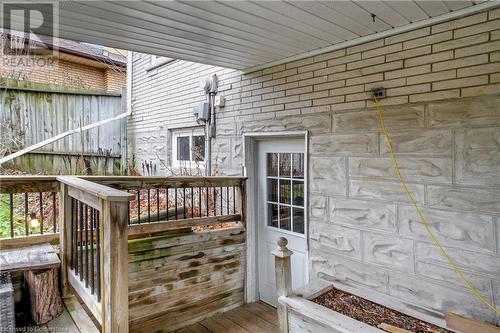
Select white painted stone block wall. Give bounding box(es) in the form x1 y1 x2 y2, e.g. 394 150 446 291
129 8 500 325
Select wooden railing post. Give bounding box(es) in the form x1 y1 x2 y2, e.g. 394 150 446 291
272 237 293 333
59 182 72 297
100 199 129 333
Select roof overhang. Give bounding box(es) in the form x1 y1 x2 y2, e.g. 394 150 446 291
3 1 499 72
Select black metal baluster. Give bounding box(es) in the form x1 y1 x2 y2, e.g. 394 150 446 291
90 207 94 294
9 194 14 238
52 192 56 233
137 190 141 224
226 187 229 215
85 205 89 287
96 210 101 302
213 187 216 216
190 187 194 218
233 186 236 214
220 187 223 216
183 188 186 219
70 199 74 270
74 200 78 274
127 190 130 225
198 187 202 218
39 192 44 234
175 188 178 219
79 202 84 281
156 188 160 222
206 187 209 217
147 189 151 223
24 193 29 236
166 188 169 221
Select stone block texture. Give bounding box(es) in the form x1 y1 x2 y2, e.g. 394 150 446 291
129 9 500 325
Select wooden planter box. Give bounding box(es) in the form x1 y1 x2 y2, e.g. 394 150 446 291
273 239 497 333
279 279 385 333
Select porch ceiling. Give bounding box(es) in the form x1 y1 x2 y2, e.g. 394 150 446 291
9 1 499 71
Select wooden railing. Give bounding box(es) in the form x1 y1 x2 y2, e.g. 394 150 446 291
0 175 246 332
0 176 60 248
58 176 133 333
84 176 245 238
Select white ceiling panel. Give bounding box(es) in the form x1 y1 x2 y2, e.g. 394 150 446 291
415 1 450 16
443 1 474 11
288 1 372 36
386 1 430 22
322 1 392 32
354 1 411 27
4 0 497 70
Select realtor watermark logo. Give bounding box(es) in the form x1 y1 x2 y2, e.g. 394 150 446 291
1 1 58 55
1 1 59 79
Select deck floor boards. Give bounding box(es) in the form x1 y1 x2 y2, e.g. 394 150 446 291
178 302 278 333
24 301 276 332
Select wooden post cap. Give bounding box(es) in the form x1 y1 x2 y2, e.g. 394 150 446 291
272 237 293 258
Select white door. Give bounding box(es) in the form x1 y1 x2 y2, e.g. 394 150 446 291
257 139 307 306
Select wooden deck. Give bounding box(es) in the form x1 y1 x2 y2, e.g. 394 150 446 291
177 302 278 333
20 296 99 333
20 305 80 332
22 300 276 333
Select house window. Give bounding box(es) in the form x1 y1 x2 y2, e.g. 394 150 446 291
172 129 205 167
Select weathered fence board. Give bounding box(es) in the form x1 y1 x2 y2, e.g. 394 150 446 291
0 79 125 174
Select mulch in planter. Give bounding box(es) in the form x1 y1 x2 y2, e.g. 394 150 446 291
313 287 452 333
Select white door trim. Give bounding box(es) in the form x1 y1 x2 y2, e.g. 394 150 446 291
242 130 309 303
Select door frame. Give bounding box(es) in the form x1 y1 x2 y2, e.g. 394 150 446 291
242 130 309 303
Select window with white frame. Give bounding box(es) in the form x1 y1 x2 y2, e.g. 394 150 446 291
172 129 205 168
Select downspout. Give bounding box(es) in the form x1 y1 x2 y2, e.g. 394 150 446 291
0 52 134 166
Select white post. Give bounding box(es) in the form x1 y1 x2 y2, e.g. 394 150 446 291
272 237 293 333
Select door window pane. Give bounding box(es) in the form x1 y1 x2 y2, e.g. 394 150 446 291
267 153 278 176
279 179 291 204
292 153 304 179
177 136 190 160
279 205 291 231
293 208 304 234
266 151 305 234
292 181 304 206
279 153 291 177
192 135 205 161
268 203 279 228
268 179 278 202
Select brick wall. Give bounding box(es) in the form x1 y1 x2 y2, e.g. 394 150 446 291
1 52 125 92
104 67 126 92
129 8 500 325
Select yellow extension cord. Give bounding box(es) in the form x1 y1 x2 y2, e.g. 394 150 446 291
372 96 499 315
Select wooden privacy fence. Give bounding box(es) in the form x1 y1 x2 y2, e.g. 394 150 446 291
0 175 246 333
0 78 126 175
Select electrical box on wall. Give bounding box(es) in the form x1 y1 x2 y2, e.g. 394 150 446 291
193 102 209 121
214 95 225 107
